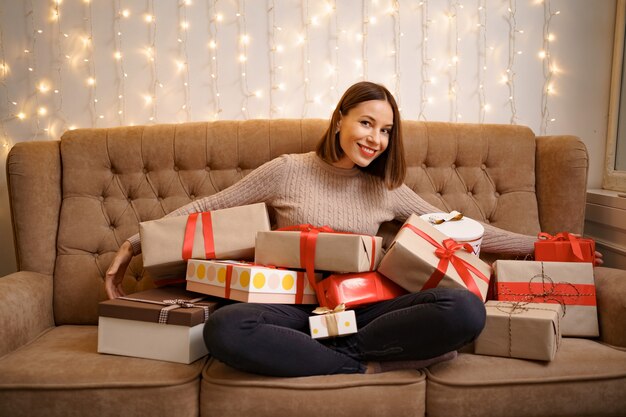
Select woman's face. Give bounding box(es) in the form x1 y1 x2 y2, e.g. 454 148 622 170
333 99 393 169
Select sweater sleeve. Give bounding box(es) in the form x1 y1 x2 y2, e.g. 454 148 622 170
390 184 535 256
126 155 288 255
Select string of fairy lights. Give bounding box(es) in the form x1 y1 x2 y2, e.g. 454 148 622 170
0 0 567 146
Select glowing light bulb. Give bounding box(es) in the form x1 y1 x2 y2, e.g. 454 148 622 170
209 40 217 49
538 50 546 59
38 107 47 116
38 82 50 93
121 9 130 18
484 104 491 112
241 34 250 45
17 112 26 120
276 44 284 53
216 13 223 22
144 14 154 23
114 51 122 60
144 95 153 104
69 125 77 130
254 90 262 98
87 77 95 86
181 21 189 30
238 54 247 62
547 33 555 41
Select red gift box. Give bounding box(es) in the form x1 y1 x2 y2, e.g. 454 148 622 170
534 232 596 264
316 271 408 309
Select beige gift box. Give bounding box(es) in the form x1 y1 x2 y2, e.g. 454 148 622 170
377 214 491 301
140 203 271 283
254 230 382 273
309 308 358 339
493 260 598 337
186 259 319 304
474 301 562 361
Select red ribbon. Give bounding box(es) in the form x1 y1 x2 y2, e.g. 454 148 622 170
402 223 489 299
224 264 233 299
537 232 585 261
182 212 216 260
497 282 596 306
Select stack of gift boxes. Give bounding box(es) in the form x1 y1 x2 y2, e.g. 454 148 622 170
98 203 598 365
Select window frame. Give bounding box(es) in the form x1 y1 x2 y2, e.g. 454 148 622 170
604 0 626 192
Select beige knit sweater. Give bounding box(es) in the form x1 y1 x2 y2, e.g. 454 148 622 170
128 152 535 256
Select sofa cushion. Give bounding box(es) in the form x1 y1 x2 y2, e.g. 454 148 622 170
0 325 205 417
200 358 426 417
425 338 626 417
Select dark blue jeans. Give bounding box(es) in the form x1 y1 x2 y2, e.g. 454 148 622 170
203 287 486 377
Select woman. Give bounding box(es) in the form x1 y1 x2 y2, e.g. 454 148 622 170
105 82 556 376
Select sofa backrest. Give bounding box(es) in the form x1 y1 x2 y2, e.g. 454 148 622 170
18 119 543 325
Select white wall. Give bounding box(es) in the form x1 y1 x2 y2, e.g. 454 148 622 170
0 0 617 276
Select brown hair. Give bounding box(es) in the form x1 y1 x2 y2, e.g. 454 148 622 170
316 81 406 189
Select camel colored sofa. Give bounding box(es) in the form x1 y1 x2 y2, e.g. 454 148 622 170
1 119 625 417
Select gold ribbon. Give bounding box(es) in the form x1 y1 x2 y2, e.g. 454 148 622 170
426 210 463 225
118 296 210 324
312 303 346 337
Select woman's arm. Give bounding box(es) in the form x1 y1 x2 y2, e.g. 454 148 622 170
391 184 535 256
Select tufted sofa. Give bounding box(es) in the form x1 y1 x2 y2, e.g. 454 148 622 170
1 119 625 417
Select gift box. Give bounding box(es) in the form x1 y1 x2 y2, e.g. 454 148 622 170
493 260 598 337
309 305 358 339
98 287 219 364
474 301 562 361
186 259 319 304
140 203 271 283
316 271 408 309
534 232 596 264
254 226 383 276
377 214 491 301
419 211 485 256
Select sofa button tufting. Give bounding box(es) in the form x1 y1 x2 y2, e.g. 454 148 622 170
99 196 105 201
205 166 211 171
190 194 195 199
485 219 491 224
451 163 456 169
142 168 148 174
495 192 500 197
109 224 115 230
173 166 179 172
436 192 442 197
481 164 487 170
421 163 427 169
467 191 473 196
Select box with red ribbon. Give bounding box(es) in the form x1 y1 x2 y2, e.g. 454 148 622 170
534 232 596 264
254 225 383 277
140 203 271 284
493 260 598 337
186 259 319 304
474 301 562 361
309 304 358 339
377 214 492 301
316 271 408 309
98 287 220 364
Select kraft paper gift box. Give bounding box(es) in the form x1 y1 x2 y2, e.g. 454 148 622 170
534 232 596 264
493 260 598 337
140 203 271 284
377 214 491 301
98 287 219 364
316 271 408 309
309 305 358 339
254 227 383 275
186 259 320 304
474 301 562 361
419 211 485 256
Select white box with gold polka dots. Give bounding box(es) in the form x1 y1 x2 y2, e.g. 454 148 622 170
309 310 358 339
186 259 320 304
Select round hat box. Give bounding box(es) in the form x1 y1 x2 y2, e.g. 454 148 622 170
420 212 485 256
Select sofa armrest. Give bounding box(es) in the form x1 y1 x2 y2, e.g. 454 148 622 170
595 267 626 348
0 271 54 357
535 135 588 234
6 140 62 275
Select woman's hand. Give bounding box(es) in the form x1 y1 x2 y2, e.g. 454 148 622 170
595 250 604 266
105 241 134 299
